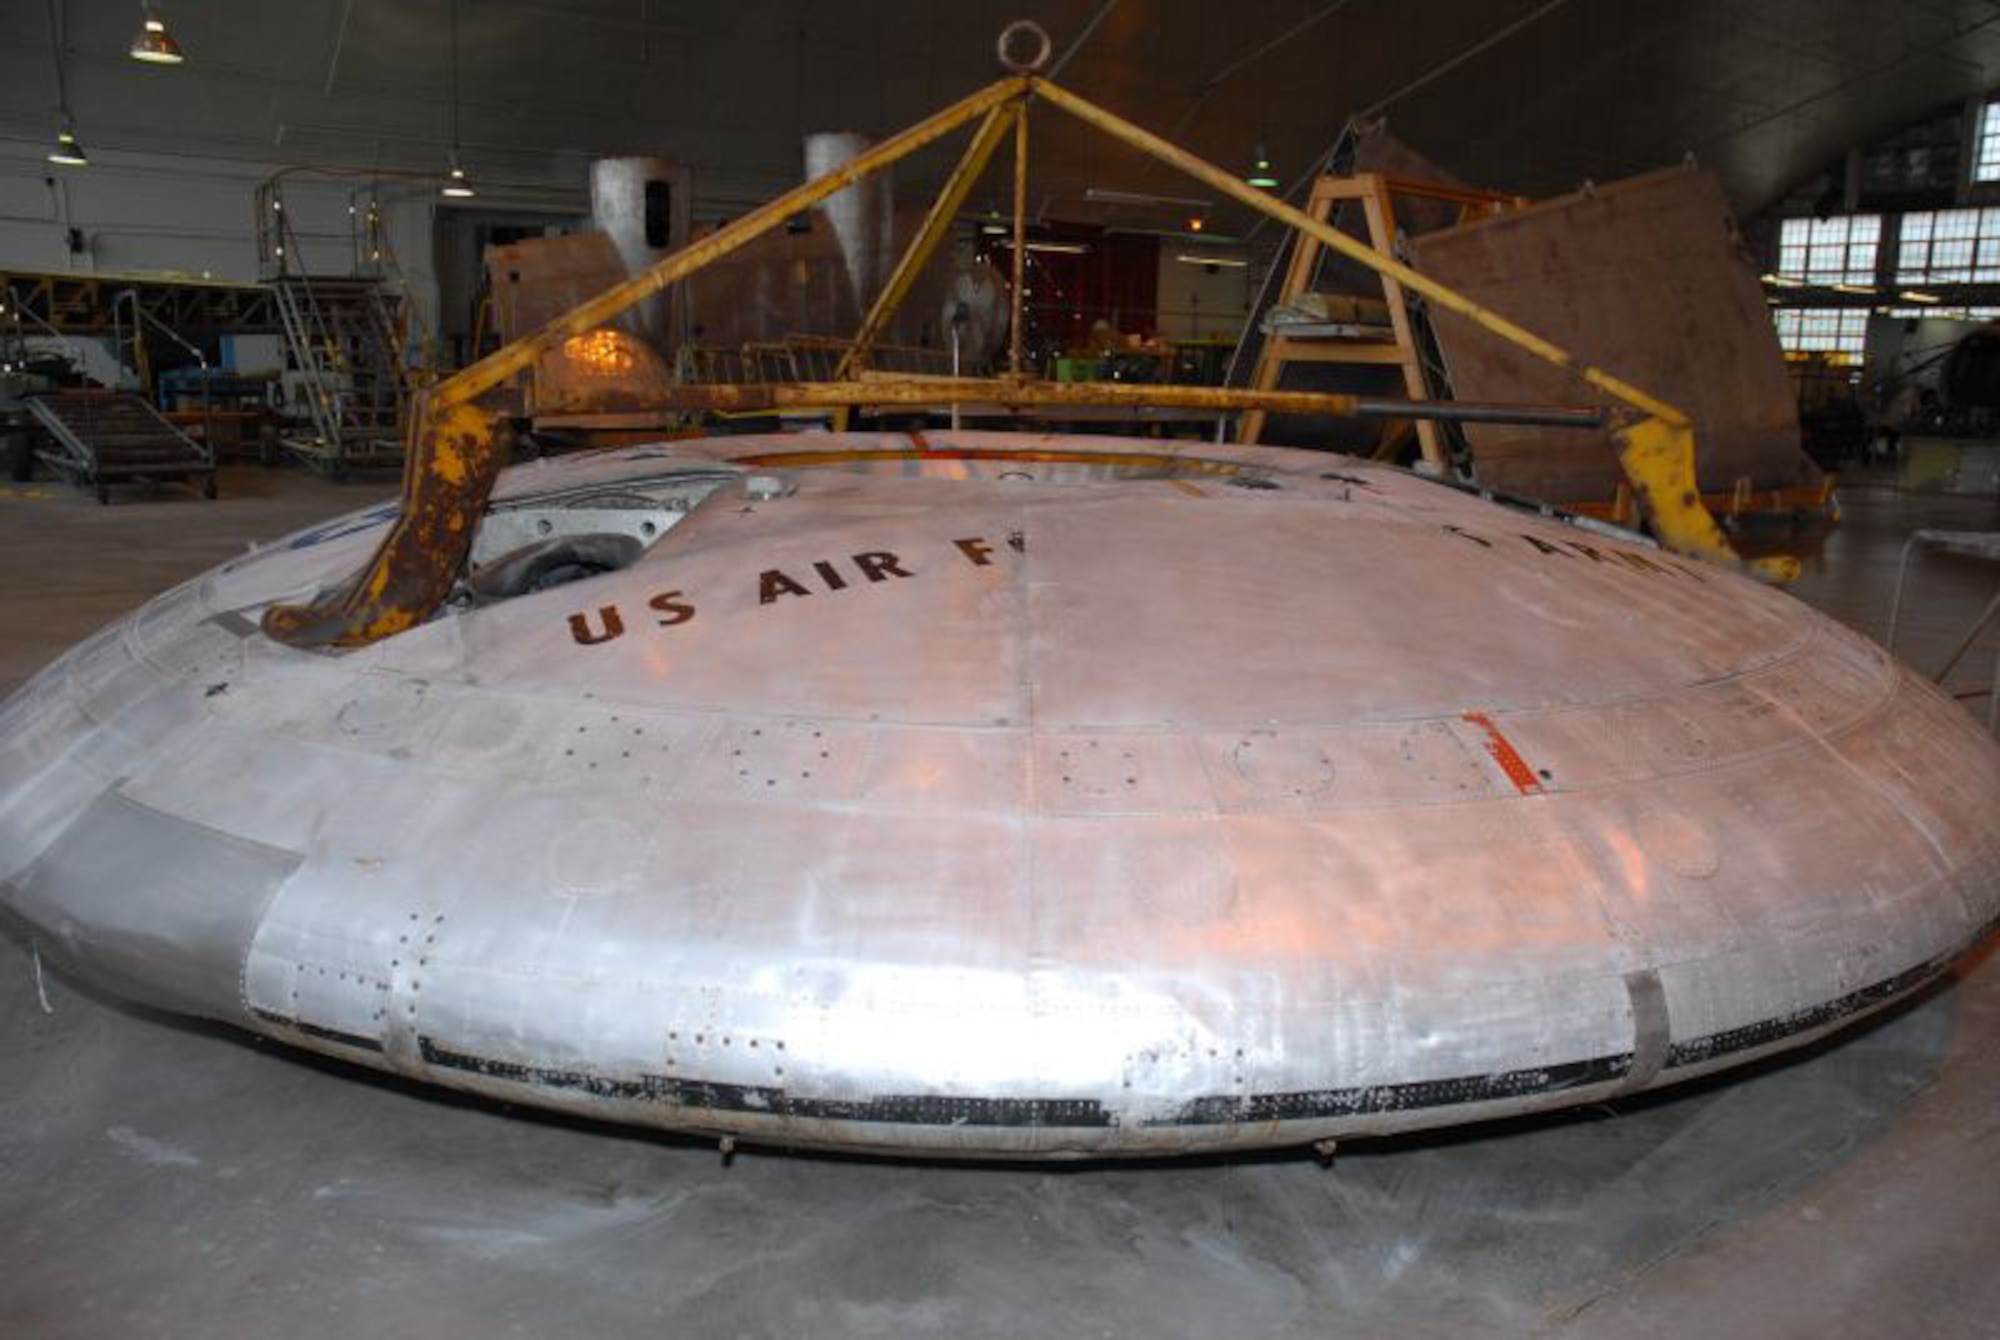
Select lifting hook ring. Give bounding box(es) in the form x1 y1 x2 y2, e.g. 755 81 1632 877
997 19 1052 73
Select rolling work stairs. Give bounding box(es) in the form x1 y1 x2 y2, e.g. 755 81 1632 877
272 274 409 477
26 389 216 503
254 176 429 476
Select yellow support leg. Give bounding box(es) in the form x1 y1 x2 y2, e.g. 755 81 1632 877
839 102 1019 380
1613 415 1799 583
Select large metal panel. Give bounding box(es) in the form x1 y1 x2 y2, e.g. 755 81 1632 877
1410 166 1814 504
3 788 301 1022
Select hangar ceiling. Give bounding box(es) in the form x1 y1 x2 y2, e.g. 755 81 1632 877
2 0 1999 229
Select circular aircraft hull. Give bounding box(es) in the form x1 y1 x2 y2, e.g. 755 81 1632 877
1 432 1995 1158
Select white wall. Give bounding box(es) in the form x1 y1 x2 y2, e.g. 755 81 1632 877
0 141 499 344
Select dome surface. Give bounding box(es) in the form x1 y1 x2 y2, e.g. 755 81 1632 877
2 431 1994 1157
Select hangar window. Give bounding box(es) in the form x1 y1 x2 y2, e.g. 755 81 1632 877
1896 207 2000 282
1975 100 2000 182
1775 214 1880 284
1882 305 2000 320
1772 307 1867 357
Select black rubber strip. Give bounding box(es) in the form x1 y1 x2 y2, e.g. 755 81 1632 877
394 913 1995 1133
1663 912 1995 1069
253 1008 384 1054
1150 1052 1636 1127
415 1037 1112 1128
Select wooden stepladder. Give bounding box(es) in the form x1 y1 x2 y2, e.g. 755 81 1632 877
1239 172 1522 465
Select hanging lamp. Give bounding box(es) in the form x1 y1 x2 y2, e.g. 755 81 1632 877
128 3 185 64
440 0 476 198
47 121 87 167
46 2 87 167
1245 141 1278 190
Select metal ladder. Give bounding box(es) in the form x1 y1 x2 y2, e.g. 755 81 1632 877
256 178 419 476
271 274 408 474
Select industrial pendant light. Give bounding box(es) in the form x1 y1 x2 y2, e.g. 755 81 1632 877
1245 141 1279 190
439 0 476 199
47 121 87 167
45 1 86 166
128 3 185 64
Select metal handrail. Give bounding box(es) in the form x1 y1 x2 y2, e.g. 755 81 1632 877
111 288 216 466
2 297 102 465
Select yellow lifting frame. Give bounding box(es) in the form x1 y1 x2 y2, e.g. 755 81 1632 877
263 59 1792 651
838 102 1021 381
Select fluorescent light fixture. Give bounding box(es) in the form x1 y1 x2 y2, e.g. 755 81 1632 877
1104 226 1241 244
1830 283 1873 295
1760 272 1802 287
130 4 185 64
1175 253 1249 268
1899 289 1942 304
1084 188 1214 210
47 126 87 167
441 163 476 199
996 240 1088 254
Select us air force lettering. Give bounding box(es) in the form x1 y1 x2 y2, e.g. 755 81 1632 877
565 534 1027 646
1 431 1995 1158
561 520 1703 650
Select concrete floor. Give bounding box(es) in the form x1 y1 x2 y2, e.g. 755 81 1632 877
1 463 1998 1339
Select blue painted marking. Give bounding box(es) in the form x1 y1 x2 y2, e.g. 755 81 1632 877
284 502 401 550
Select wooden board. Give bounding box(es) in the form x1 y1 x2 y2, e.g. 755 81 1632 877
1409 166 1814 504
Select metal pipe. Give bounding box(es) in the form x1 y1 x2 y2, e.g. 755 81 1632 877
1348 397 1604 427
1047 0 1118 79
1934 589 2000 685
1886 533 1921 653
1008 106 1029 376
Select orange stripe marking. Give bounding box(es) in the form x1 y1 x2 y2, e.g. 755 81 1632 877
1462 710 1544 795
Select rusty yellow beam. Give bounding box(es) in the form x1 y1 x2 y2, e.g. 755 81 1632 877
1028 76 1800 579
265 57 1791 654
839 102 1019 380
1029 77 1685 429
628 377 1366 416
1617 418 1797 581
264 75 1029 649
263 395 500 647
545 374 1607 426
435 75 1028 413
